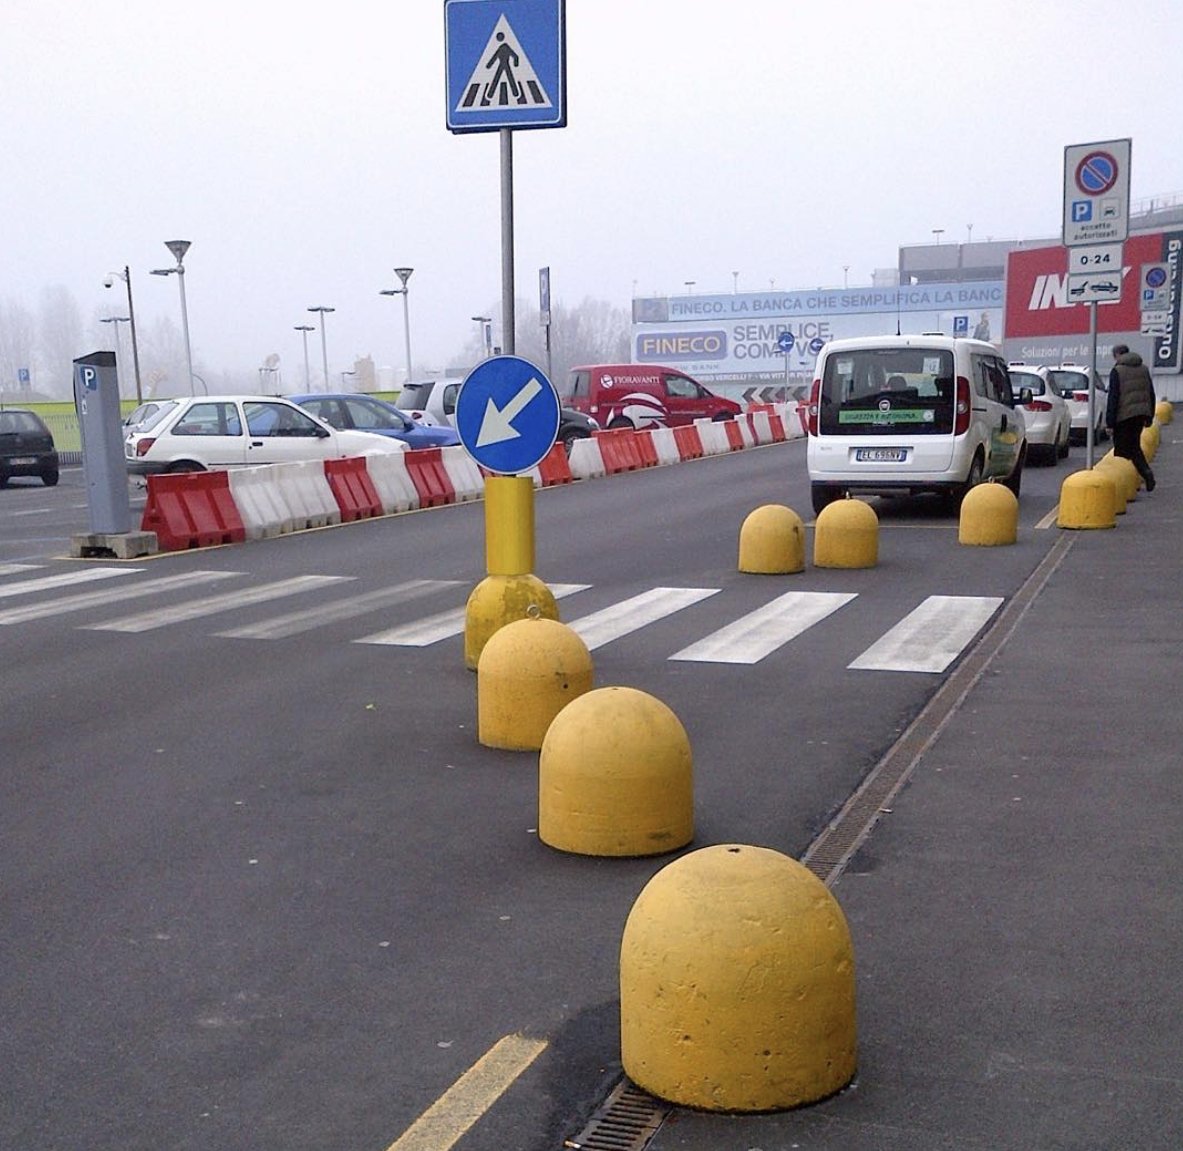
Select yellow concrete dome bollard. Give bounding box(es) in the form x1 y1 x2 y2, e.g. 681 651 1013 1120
812 496 878 569
738 504 805 574
1057 469 1117 529
958 481 1018 546
477 616 593 750
1155 399 1173 425
1095 454 1139 507
464 573 560 670
620 844 857 1112
1141 420 1160 462
539 686 693 856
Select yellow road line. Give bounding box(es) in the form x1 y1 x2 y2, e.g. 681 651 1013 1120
386 1034 548 1151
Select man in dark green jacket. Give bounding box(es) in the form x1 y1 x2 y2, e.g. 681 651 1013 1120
1106 344 1156 491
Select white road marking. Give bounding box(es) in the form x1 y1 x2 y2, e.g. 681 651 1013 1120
848 594 1004 672
356 582 590 647
216 579 462 640
670 591 858 664
0 567 140 599
0 571 237 624
84 575 353 633
567 587 719 650
0 563 42 577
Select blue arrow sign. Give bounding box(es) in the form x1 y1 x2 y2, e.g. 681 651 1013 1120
445 0 566 133
777 331 795 353
456 355 561 474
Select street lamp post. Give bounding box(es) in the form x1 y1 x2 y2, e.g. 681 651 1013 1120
307 306 335 387
294 325 315 390
472 315 492 360
932 228 945 244
104 267 143 404
379 266 414 386
99 316 131 397
684 280 696 294
150 240 194 395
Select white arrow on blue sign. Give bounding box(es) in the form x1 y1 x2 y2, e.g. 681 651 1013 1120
456 355 561 474
777 331 795 353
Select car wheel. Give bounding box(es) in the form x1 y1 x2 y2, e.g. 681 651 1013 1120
560 430 587 455
1057 425 1070 458
607 417 633 430
953 452 985 506
1004 448 1025 497
165 460 206 474
41 468 59 487
811 483 841 515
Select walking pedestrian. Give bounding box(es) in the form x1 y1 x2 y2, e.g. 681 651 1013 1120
1106 344 1156 491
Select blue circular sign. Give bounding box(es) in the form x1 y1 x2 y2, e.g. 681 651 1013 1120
1146 266 1168 288
1075 151 1118 195
455 355 560 474
777 331 795 353
808 336 826 354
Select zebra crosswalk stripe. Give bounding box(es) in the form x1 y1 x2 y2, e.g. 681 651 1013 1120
0 563 42 577
670 591 858 664
0 570 238 625
216 579 462 640
84 575 354 633
848 594 1003 673
355 583 591 647
0 567 139 600
567 587 720 651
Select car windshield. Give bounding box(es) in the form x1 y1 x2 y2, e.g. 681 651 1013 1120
129 401 180 431
1048 369 1102 394
819 347 955 435
1010 372 1047 396
0 410 46 435
398 383 432 409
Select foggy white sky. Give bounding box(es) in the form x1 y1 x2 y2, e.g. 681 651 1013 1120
2 0 1181 383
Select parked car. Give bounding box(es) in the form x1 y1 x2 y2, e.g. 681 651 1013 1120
1007 363 1072 464
1046 363 1108 445
122 399 177 433
290 393 462 449
0 407 59 486
124 395 407 475
807 335 1028 513
561 363 740 428
397 377 599 453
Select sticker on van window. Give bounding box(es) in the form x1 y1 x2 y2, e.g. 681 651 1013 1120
839 409 934 424
835 358 854 374
922 357 942 374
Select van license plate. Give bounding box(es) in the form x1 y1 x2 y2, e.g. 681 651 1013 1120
855 448 906 462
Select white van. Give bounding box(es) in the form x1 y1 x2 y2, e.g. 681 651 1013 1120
806 334 1029 514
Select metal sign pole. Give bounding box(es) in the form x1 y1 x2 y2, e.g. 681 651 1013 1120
1087 301 1098 469
501 128 515 355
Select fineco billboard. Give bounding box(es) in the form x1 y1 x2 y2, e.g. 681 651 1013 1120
1003 230 1183 371
632 283 1004 391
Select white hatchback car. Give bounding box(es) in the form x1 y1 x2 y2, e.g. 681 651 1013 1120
124 395 406 475
1006 364 1072 464
807 335 1028 513
1046 363 1109 445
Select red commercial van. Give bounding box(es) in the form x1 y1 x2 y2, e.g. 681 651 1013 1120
562 364 740 429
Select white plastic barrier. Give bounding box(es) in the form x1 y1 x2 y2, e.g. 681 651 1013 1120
779 402 806 439
364 451 421 514
279 459 342 529
228 466 296 540
748 410 773 445
736 418 756 449
441 445 485 502
567 435 606 480
650 426 681 466
695 418 730 456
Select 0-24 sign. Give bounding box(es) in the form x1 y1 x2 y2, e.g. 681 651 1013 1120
1067 243 1123 273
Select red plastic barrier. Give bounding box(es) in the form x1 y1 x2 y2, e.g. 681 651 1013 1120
324 456 383 520
769 413 787 442
673 425 704 460
140 471 246 552
724 420 744 451
594 428 640 474
536 442 574 485
634 430 658 468
403 447 456 507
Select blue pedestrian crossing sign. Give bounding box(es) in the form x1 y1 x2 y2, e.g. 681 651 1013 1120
445 0 566 133
456 355 561 474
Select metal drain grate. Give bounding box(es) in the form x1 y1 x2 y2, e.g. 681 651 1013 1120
563 1079 670 1150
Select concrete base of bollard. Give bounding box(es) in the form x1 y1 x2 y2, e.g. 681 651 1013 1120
464 573 559 670
813 497 878 569
958 482 1018 546
1058 469 1117 530
539 686 693 856
738 504 805 574
621 844 857 1111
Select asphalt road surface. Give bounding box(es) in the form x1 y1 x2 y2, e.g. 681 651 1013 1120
2 442 1075 1150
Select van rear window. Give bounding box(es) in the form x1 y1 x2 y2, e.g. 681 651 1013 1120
819 348 955 435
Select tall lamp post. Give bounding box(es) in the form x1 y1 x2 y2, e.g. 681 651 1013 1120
379 266 414 385
103 267 144 404
294 324 315 389
99 315 131 397
472 315 492 360
307 306 335 387
150 240 194 395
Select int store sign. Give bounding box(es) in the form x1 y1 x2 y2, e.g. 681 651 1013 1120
631 282 1005 382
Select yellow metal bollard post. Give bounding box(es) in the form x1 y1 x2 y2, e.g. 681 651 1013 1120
620 844 857 1111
